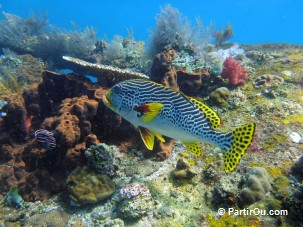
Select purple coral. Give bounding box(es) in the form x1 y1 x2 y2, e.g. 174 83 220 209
120 182 150 199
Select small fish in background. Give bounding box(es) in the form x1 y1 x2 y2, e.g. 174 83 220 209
34 129 57 150
0 100 7 117
24 115 33 134
0 112 6 117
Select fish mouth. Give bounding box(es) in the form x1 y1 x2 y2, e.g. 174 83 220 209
102 91 112 107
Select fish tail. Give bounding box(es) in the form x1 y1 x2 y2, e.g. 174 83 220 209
218 123 255 173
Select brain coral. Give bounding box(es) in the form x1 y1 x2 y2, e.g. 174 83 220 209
66 166 115 205
239 167 271 206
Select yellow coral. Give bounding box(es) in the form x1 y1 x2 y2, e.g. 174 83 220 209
207 213 260 227
282 114 303 124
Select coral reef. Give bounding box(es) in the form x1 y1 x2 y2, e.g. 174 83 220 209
213 23 234 46
148 4 214 56
66 166 115 205
150 49 178 83
102 35 146 70
85 143 116 177
253 74 284 88
221 56 248 85
166 68 209 96
117 182 154 219
0 8 303 225
0 12 97 66
1 93 28 140
63 56 148 87
290 157 303 182
209 87 231 107
170 158 196 179
150 49 210 96
0 53 45 95
239 167 271 206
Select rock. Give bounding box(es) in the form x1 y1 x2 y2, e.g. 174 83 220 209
171 159 196 179
290 157 303 182
26 208 71 227
287 131 302 144
253 74 284 88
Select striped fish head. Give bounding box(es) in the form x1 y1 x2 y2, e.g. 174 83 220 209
102 82 136 116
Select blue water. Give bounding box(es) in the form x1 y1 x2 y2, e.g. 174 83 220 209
1 0 303 44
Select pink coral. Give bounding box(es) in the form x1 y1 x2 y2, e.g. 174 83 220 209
221 56 248 85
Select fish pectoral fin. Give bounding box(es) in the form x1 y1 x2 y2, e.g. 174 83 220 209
139 127 155 150
184 142 202 157
153 131 165 142
134 103 164 122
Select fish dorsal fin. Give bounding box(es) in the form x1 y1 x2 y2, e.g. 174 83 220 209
134 103 164 123
184 141 202 157
138 127 155 150
187 97 221 130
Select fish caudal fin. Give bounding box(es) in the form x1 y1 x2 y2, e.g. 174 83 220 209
222 123 255 173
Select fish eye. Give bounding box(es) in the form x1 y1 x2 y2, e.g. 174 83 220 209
112 86 122 94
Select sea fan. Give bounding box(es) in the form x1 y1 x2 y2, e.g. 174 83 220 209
148 4 215 56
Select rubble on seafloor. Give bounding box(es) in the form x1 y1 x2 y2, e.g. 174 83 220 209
0 44 303 226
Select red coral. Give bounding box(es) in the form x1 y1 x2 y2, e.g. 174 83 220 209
221 56 248 85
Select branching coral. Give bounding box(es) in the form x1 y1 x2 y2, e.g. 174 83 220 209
0 57 25 95
102 35 145 70
0 12 47 54
213 23 234 46
103 35 126 63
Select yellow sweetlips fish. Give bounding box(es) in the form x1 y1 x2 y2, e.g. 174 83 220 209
102 79 255 173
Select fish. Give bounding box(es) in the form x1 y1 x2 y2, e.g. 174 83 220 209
34 129 57 150
0 112 6 117
24 115 33 134
102 79 255 173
